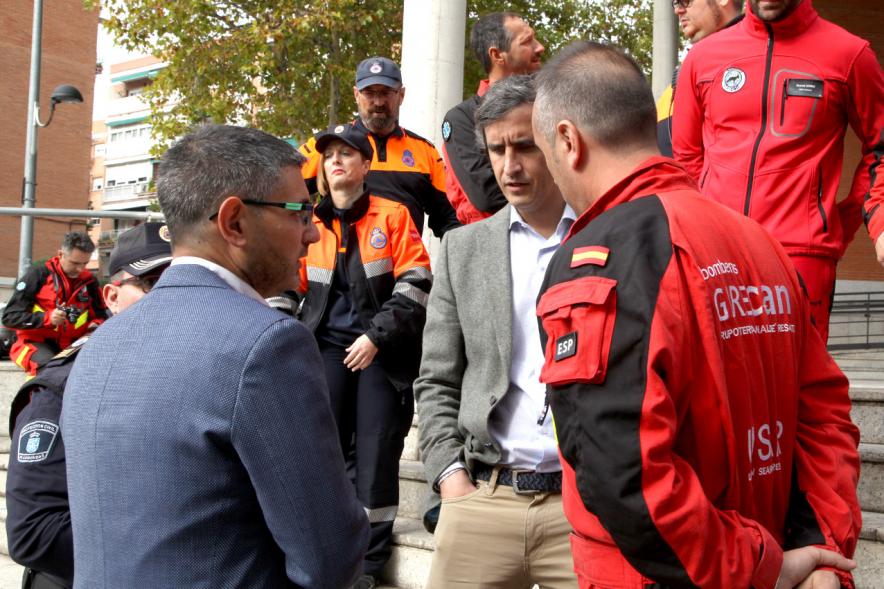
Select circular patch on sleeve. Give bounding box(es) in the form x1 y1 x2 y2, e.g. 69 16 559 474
722 67 746 93
16 281 26 291
442 120 452 142
370 227 388 249
17 420 59 463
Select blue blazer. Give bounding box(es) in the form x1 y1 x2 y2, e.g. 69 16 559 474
62 264 368 588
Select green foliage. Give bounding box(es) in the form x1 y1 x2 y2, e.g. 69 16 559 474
87 0 652 150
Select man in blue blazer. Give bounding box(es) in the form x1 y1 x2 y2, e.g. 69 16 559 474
62 124 369 589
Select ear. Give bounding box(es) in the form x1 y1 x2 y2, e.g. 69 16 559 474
102 283 119 315
398 85 405 104
353 85 361 101
214 196 250 248
488 46 505 68
555 120 586 172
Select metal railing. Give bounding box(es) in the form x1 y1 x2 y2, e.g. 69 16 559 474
103 181 152 203
827 291 884 350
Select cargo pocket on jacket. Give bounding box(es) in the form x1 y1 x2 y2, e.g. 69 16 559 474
537 276 617 386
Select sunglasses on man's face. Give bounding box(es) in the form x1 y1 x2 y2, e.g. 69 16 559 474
208 199 315 225
112 273 162 293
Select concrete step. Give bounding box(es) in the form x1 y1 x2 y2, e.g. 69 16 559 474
851 381 884 444
859 443 884 514
0 554 23 589
857 510 884 589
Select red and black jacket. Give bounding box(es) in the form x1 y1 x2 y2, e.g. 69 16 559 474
537 158 860 588
297 190 432 390
298 120 460 238
440 80 507 224
2 257 107 349
673 0 884 257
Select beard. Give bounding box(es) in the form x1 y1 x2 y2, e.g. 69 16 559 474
362 111 396 134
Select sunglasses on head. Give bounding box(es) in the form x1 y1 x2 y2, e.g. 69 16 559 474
208 199 315 225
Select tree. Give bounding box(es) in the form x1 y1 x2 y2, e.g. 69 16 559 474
88 0 652 150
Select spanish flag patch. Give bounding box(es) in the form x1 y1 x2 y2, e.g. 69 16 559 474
571 246 610 268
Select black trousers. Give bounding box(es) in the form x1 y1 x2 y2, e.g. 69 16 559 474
320 344 413 577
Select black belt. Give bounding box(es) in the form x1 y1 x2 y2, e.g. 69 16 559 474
474 466 562 494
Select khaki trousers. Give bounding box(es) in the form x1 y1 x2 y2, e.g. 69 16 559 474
426 469 578 589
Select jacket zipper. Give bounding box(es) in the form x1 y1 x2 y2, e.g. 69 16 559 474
816 168 828 232
743 23 775 216
780 80 788 126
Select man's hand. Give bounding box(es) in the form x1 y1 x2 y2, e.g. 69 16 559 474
875 233 884 269
438 469 477 500
775 546 855 589
344 334 378 371
49 309 67 327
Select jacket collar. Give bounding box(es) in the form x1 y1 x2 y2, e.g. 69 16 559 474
568 157 697 239
353 117 403 139
744 0 817 40
314 186 372 228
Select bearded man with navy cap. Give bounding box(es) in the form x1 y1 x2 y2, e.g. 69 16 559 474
5 223 172 589
299 56 460 238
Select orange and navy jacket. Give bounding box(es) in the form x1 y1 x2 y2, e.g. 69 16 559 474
297 190 432 390
2 257 107 359
673 0 884 258
537 158 860 588
298 119 460 238
440 79 507 224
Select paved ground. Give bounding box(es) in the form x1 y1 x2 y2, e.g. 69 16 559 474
0 557 22 588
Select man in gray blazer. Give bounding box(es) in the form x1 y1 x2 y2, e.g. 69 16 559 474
62 124 369 589
415 75 577 588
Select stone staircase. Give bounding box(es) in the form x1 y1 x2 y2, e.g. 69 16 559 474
0 352 881 588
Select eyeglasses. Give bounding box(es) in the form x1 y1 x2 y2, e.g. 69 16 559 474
208 199 315 225
359 87 400 100
112 273 162 293
672 0 695 8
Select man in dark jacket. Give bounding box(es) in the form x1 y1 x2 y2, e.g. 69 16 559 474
440 11 544 224
6 223 172 589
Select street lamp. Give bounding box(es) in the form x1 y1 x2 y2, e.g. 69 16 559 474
18 0 84 278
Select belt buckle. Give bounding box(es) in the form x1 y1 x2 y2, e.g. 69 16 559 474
510 469 535 495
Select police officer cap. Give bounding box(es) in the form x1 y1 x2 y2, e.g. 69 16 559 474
315 123 374 161
355 57 402 90
108 222 173 277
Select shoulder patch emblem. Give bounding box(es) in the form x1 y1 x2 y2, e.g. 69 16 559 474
402 149 415 168
442 120 452 142
16 281 26 291
722 67 746 93
17 420 59 463
571 246 610 268
159 225 171 242
370 227 388 249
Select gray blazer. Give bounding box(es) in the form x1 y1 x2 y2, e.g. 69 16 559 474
62 264 368 589
415 206 514 486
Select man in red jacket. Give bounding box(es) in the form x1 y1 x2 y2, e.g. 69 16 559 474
2 232 107 375
440 11 544 224
672 0 884 341
533 40 860 589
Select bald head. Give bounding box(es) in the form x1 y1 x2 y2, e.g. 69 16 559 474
534 41 657 153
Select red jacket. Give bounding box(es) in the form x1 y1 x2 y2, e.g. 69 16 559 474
2 256 106 348
537 158 860 588
672 0 884 258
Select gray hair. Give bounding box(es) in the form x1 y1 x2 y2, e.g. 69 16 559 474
474 74 536 150
156 124 305 241
61 231 95 254
470 12 521 74
534 41 657 152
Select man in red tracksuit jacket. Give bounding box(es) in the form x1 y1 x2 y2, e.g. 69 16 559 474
672 0 884 342
533 41 860 589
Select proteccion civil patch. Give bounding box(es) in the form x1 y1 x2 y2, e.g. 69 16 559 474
17 420 59 463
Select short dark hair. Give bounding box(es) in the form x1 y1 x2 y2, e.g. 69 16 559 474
470 11 521 74
534 41 657 152
156 124 306 242
61 231 95 254
474 74 536 150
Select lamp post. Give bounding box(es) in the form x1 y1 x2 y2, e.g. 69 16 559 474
18 0 84 278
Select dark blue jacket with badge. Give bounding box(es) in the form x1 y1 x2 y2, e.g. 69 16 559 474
6 342 83 587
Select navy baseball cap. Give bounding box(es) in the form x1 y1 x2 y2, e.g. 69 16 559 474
315 123 374 161
108 222 173 277
355 57 402 90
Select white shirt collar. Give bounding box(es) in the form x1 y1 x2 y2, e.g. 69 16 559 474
509 204 576 237
171 256 268 306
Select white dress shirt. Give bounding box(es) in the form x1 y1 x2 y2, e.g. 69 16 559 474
171 256 268 306
485 205 576 472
